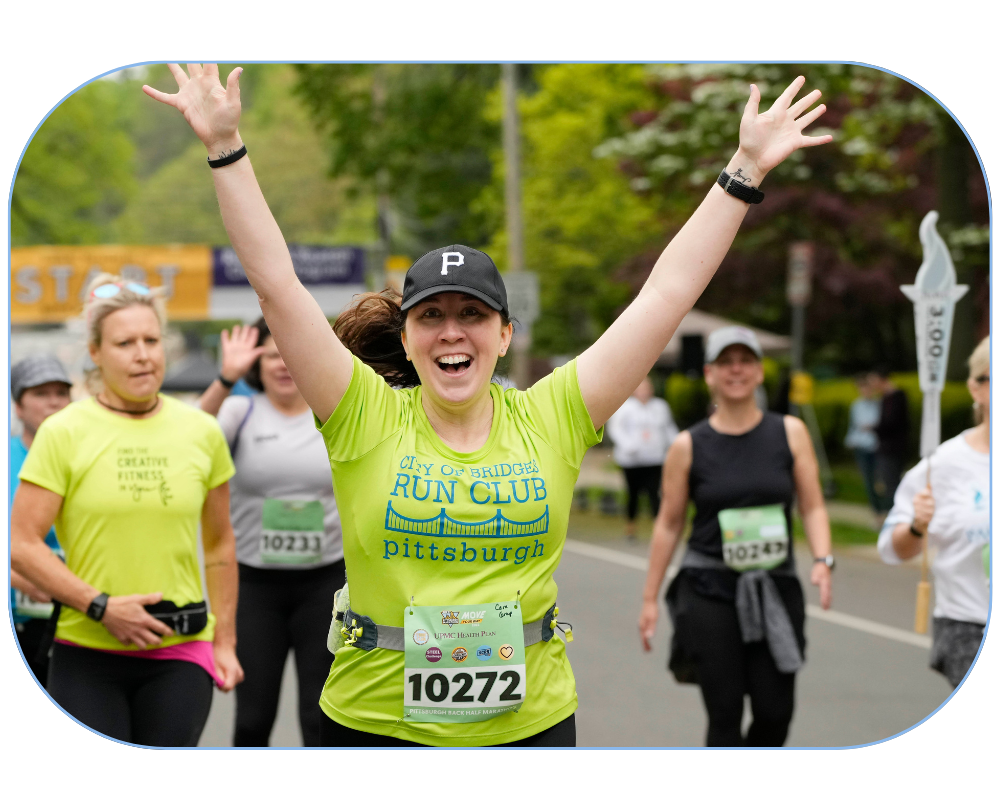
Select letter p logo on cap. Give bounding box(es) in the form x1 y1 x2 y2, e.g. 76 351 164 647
441 252 464 276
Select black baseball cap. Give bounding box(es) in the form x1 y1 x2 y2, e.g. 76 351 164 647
400 244 509 318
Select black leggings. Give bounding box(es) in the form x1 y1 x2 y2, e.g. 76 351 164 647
16 618 51 688
320 711 576 747
622 465 662 520
48 643 213 746
675 578 798 747
234 559 345 747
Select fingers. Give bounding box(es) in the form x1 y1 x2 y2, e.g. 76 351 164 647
226 67 243 103
187 63 204 78
789 89 822 119
799 133 834 148
141 85 178 108
796 104 827 130
744 83 761 119
136 592 164 605
166 63 189 86
772 75 806 112
203 63 219 79
144 613 175 638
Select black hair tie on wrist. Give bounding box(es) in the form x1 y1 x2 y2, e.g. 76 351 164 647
218 373 236 389
909 524 924 539
207 145 247 169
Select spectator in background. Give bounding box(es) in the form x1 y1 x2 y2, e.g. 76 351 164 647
844 372 882 514
607 376 679 540
9 356 74 686
873 366 910 516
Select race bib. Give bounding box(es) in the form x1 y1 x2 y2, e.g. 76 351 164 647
403 601 526 723
719 504 789 572
260 498 325 565
14 590 54 620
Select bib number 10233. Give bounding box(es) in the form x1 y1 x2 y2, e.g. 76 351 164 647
260 499 324 565
403 601 526 723
718 504 789 572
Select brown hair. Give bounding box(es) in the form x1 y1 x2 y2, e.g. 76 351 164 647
243 316 272 392
333 289 513 389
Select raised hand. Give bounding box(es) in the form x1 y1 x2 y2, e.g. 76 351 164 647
142 64 243 154
219 324 266 384
733 76 832 181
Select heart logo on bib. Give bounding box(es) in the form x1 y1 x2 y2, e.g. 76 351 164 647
499 644 514 660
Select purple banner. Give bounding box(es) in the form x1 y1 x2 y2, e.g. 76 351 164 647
213 245 365 286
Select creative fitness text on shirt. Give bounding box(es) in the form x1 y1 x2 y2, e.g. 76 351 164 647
117 446 173 505
383 455 549 566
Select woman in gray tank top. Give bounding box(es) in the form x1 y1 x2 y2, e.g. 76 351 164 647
637 327 834 746
200 317 345 747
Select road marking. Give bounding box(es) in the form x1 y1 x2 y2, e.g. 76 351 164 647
563 538 932 649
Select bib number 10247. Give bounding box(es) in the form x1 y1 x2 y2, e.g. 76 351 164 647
403 601 526 723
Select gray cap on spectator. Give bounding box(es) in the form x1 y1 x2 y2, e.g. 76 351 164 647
11 355 72 402
705 326 764 363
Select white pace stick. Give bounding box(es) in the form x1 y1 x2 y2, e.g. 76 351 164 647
900 211 968 459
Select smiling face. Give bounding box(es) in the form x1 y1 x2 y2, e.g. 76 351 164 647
258 335 302 404
89 304 165 403
704 344 764 404
401 292 512 407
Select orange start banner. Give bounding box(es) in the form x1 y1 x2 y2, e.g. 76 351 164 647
11 245 212 323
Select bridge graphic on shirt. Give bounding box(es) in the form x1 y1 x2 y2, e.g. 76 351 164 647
384 501 549 538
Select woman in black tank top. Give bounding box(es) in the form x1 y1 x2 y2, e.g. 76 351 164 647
637 328 834 746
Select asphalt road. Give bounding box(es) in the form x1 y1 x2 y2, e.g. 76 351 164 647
198 523 955 748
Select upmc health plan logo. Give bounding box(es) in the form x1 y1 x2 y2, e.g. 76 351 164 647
441 610 461 628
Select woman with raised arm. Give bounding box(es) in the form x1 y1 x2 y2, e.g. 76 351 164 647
10 275 242 746
198 318 344 747
146 64 830 747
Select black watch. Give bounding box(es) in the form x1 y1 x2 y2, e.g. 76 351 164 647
717 169 765 204
909 524 924 539
86 592 109 621
217 373 236 390
814 555 835 570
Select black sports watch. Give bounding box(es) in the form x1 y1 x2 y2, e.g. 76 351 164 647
814 555 835 570
717 169 765 204
86 592 109 621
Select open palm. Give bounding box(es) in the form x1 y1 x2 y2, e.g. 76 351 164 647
738 76 832 176
143 64 242 150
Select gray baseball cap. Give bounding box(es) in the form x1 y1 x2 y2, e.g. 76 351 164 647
11 355 72 402
705 326 764 363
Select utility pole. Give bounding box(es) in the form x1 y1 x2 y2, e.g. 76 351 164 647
502 63 530 390
787 242 835 496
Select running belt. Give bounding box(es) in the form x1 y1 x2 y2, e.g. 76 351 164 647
337 604 568 652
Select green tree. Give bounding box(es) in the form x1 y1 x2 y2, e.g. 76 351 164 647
113 64 374 246
12 79 136 245
595 64 989 373
476 64 663 355
294 64 500 255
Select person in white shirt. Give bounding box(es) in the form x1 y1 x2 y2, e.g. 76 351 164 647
199 318 344 746
877 336 989 688
607 377 679 539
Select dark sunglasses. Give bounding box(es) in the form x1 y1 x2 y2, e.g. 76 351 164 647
974 375 990 384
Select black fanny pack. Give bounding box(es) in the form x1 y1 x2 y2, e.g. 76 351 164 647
143 600 209 636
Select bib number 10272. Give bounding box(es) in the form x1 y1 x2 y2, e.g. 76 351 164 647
406 667 524 708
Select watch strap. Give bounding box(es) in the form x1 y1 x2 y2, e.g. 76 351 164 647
86 592 109 621
217 373 236 390
909 524 924 539
717 170 765 204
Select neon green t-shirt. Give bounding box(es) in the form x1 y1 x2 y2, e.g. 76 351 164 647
318 356 602 746
19 396 235 651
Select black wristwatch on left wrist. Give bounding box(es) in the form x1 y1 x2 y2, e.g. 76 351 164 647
814 554 835 570
86 592 109 621
718 169 765 204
